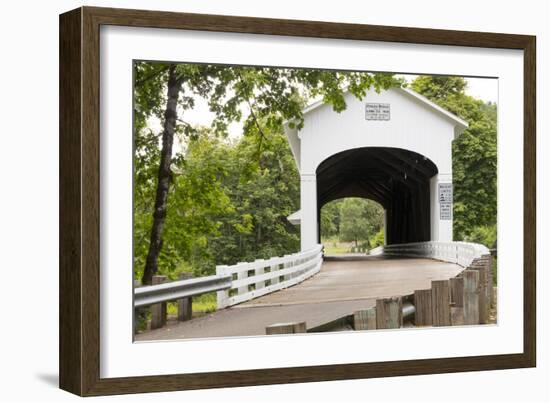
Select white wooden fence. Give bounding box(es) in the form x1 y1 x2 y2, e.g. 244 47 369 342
378 241 490 268
216 244 323 309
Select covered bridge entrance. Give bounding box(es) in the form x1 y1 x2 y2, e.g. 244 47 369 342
284 86 468 250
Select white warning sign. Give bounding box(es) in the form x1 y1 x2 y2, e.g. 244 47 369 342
438 183 453 220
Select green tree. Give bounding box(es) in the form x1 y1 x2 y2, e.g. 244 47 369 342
320 199 343 239
339 198 384 248
134 61 401 283
411 76 497 242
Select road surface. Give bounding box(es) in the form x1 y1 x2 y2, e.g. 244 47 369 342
135 255 462 341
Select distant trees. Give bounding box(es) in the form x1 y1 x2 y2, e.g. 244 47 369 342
321 198 384 249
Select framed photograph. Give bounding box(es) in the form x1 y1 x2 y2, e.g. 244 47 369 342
59 6 536 396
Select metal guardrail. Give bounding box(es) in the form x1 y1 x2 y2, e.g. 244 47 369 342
134 274 232 308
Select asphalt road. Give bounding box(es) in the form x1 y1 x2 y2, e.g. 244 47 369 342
135 255 462 341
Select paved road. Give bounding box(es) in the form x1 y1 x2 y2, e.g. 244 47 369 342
135 255 462 341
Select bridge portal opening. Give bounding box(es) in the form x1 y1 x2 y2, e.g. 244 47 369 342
316 147 438 245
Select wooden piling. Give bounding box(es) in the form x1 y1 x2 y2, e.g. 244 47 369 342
450 276 465 325
477 264 489 324
353 307 376 330
414 289 433 326
376 297 403 329
463 270 480 325
431 280 451 326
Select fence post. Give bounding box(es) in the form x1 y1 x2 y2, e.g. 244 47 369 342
376 297 403 329
177 273 193 322
151 275 167 330
450 277 465 325
353 307 376 330
266 322 307 335
283 258 292 282
270 261 280 285
414 289 433 326
463 270 480 325
237 262 249 296
431 280 451 326
255 259 266 291
216 265 230 310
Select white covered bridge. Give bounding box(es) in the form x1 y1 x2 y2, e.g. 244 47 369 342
285 86 468 248
135 87 494 340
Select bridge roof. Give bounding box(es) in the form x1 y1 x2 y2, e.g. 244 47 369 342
302 87 469 129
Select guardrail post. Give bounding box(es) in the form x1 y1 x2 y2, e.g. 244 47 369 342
151 275 167 329
216 265 230 310
266 321 307 335
431 280 451 326
414 289 433 326
376 297 403 329
353 307 376 330
255 259 266 290
450 277 465 325
463 270 480 325
177 273 194 322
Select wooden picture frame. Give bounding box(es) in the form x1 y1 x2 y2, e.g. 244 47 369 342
59 6 536 396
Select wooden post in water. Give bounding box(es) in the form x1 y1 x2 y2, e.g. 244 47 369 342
266 322 307 335
431 280 451 326
450 277 465 325
376 297 403 329
353 307 376 330
177 273 193 322
414 289 433 326
151 275 167 329
463 270 480 325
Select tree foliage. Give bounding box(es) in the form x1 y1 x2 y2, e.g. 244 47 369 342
133 61 401 281
411 76 497 244
321 198 384 248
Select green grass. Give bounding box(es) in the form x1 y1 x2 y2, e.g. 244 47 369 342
165 292 218 318
321 237 365 254
192 293 217 313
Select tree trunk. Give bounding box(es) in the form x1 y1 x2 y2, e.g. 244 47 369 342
142 65 181 285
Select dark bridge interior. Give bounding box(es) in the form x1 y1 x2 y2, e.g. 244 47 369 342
316 147 438 245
